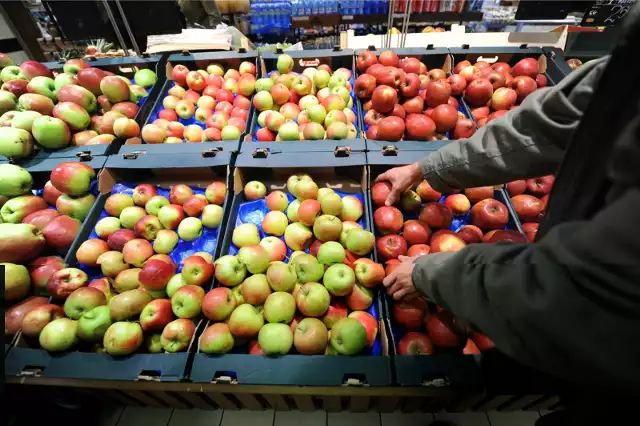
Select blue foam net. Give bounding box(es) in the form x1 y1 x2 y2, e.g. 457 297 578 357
79 182 220 281
226 190 382 356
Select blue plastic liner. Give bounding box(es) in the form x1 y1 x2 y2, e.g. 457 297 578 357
226 190 382 356
252 70 360 142
79 182 219 281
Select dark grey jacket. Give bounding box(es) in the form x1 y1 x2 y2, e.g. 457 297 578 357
412 56 640 389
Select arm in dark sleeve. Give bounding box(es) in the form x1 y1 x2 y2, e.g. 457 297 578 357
411 188 640 388
418 57 608 192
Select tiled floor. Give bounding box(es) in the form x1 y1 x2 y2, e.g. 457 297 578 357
101 407 542 426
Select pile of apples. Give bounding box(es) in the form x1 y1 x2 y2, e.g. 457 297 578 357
13 179 228 355
198 174 383 356
4 162 97 336
0 53 155 158
252 53 358 142
452 56 547 128
372 177 526 355
140 61 256 143
355 50 476 141
505 175 555 242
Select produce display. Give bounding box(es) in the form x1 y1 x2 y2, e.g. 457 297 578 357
371 175 527 355
142 60 257 143
452 56 547 128
251 53 359 142
3 161 97 338
0 56 155 158
355 50 476 141
505 175 555 242
14 178 228 356
198 174 383 356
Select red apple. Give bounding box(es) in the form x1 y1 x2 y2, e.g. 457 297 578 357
416 180 442 202
376 234 407 261
374 206 404 235
452 118 476 139
456 225 483 244
522 222 539 242
398 332 434 355
535 74 548 88
430 234 467 253
464 186 494 203
425 79 451 108
526 175 554 196
465 78 493 107
511 76 537 103
371 85 398 113
470 199 509 230
391 104 406 119
357 51 378 73
419 202 452 229
402 96 423 115
492 62 512 75
393 299 427 331
400 73 420 98
486 71 507 90
447 74 467 96
506 180 527 196
402 219 431 246
471 106 490 121
371 182 392 207
426 311 466 349
454 60 472 74
378 50 399 67
511 58 539 78
399 57 421 74
431 104 458 133
491 87 517 110
355 74 376 99
486 230 528 244
511 194 543 222
443 194 470 216
378 116 405 142
376 66 404 89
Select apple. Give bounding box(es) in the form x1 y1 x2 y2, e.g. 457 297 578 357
29 256 64 296
522 222 539 242
166 273 187 297
511 194 543 222
157 204 185 230
160 318 196 353
200 323 234 354
370 85 397 114
430 234 467 253
228 303 264 338
348 311 378 348
344 228 374 256
260 236 287 262
398 332 434 355
526 175 554 196
46 267 88 299
373 206 403 235
282 222 312 251
295 282 330 317
486 230 528 244
444 194 471 216
265 190 289 212
419 202 453 229
39 318 78 352
426 311 466 349
346 282 373 310
119 206 146 229
262 262 294 294
202 287 236 321
393 299 427 330
329 318 367 355
401 219 430 246
171 285 205 318
457 225 484 244
263 291 296 324
177 217 203 241
376 234 408 261
323 263 355 297
470 199 509 230
231 222 259 248
506 180 527 196
416 180 442 202
76 238 110 266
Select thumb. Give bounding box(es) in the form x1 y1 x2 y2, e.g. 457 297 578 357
375 171 392 183
385 186 401 206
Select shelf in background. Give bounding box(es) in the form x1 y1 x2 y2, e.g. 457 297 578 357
291 12 483 28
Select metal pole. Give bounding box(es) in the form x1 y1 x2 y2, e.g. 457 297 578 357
101 0 129 56
113 0 142 56
400 0 412 48
385 0 395 48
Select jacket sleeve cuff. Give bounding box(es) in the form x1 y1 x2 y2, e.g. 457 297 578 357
411 251 459 306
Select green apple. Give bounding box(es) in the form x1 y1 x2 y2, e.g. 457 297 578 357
10 111 41 133
286 199 301 222
232 223 260 247
317 241 346 266
346 228 375 256
263 292 296 324
39 318 78 352
295 282 330 317
1 66 26 83
119 206 146 229
292 253 324 283
323 264 355 296
31 116 70 149
0 90 16 114
313 214 342 241
215 255 247 287
3 262 30 300
27 76 57 101
56 193 96 222
276 54 294 74
330 318 367 355
134 69 157 88
307 104 327 124
202 204 223 228
255 77 274 92
221 125 241 141
258 323 293 355
319 192 342 216
228 303 264 338
153 229 179 254
166 273 187 297
331 86 350 104
178 217 203 241
145 195 170 216
328 74 346 89
265 262 297 292
0 163 32 197
54 72 77 93
0 127 34 159
313 70 331 89
103 321 144 355
146 333 163 353
77 305 112 341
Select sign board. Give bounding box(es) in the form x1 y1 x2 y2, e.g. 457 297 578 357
581 0 635 27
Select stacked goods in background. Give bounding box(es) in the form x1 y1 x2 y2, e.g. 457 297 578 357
142 53 257 145
355 48 476 143
0 53 160 159
4 159 103 344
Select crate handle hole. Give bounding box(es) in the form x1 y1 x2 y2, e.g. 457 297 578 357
519 44 529 49
382 145 398 156
421 376 451 387
461 44 470 49
138 370 162 381
76 151 93 161
477 55 498 64
343 374 367 386
334 146 352 157
212 371 237 384
19 366 45 377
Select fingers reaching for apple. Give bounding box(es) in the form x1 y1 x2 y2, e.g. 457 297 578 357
382 257 418 301
374 163 423 207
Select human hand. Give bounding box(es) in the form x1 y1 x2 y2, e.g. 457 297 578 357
375 162 423 206
383 255 419 301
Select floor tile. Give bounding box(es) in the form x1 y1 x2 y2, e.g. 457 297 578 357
275 410 327 426
169 409 223 426
117 407 173 426
220 409 275 426
487 411 540 426
381 412 434 426
328 412 381 426
433 412 490 426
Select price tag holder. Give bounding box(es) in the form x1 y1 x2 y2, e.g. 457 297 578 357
581 0 634 27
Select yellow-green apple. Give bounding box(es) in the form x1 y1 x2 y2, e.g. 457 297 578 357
295 180 318 201
0 222 46 263
174 100 195 120
129 85 148 103
163 95 180 109
214 255 246 287
26 76 56 101
263 291 296 324
354 260 384 288
318 192 342 217
340 196 363 221
39 317 78 352
113 268 141 293
259 236 287 262
294 317 328 354
258 323 293 355
202 287 236 321
238 74 256 97
253 91 274 111
232 223 260 248
276 121 299 140
88 277 114 300
231 284 245 305
238 61 256 76
76 238 110 266
113 117 140 138
109 288 152 321
134 215 162 241
182 255 214 286
152 229 178 255
324 264 355 296
141 123 166 143
221 125 241 141
0 126 34 159
133 68 157 88
168 84 186 99
326 121 348 140
52 101 90 131
256 77 274 92
346 228 375 256
105 193 134 217
17 60 50 80
286 174 312 198
50 161 95 196
46 267 88 299
139 259 175 290
346 283 373 311
265 262 296 292
0 195 46 224
284 222 313 251
320 300 348 329
292 253 324 284
201 204 223 229
296 282 330 317
77 305 112 341
236 244 269 275
140 299 173 332
228 303 264 338
30 115 70 149
177 217 202 241
3 262 30 300
41 181 63 206
100 76 130 103
103 321 143 355
145 195 170 216
317 241 346 266
348 311 378 347
241 274 271 305
302 122 324 140
61 59 88 75
119 206 146 230
261 211 288 236
9 110 39 133
157 204 184 230
22 303 64 338
200 323 234 354
97 250 129 277
313 214 342 242
55 193 95 221
286 199 300 222
29 256 64 296
146 288 167 300
244 180 266 200
145 334 163 353
205 181 226 205
166 273 187 297
313 69 331 89
276 54 294 74
330 317 367 355
121 238 153 267
5 296 48 336
322 94 346 112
